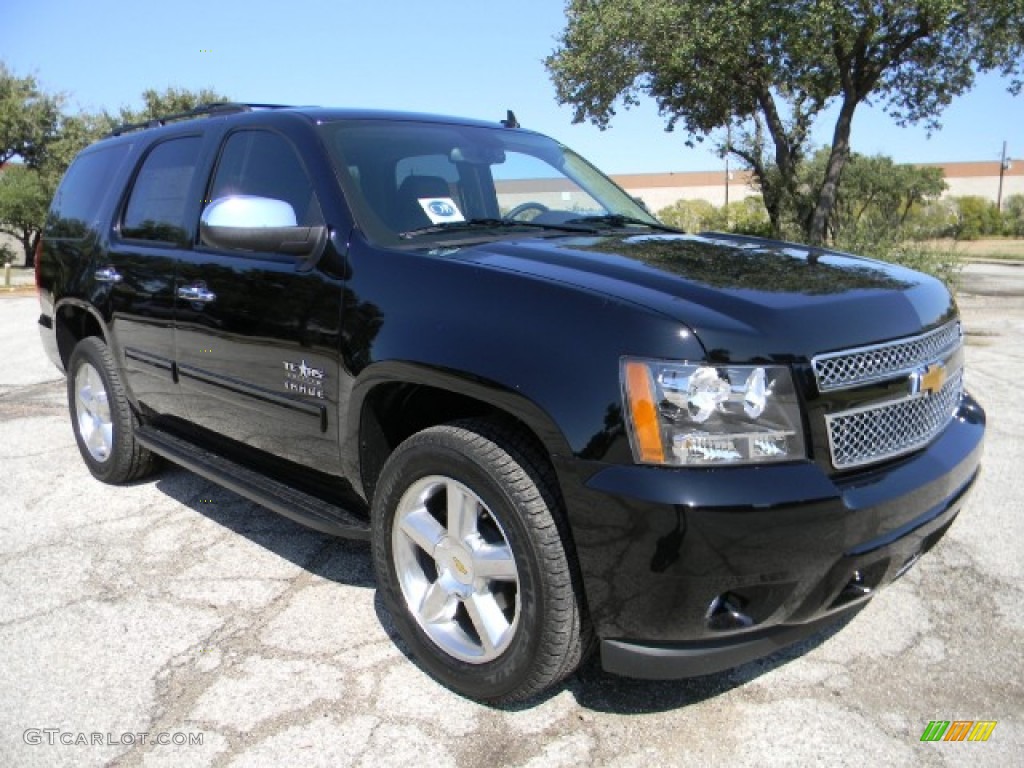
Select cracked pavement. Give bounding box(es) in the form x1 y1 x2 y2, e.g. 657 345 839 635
0 263 1021 767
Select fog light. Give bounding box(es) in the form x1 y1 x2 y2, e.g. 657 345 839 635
706 593 754 632
833 570 872 607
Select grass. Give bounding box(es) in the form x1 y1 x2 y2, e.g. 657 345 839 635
925 238 1024 262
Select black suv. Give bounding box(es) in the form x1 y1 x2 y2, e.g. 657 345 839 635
36 103 985 702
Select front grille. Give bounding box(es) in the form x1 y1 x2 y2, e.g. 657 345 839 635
812 321 962 391
825 368 963 469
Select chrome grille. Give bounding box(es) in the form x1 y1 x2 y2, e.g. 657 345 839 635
825 368 963 470
812 321 962 391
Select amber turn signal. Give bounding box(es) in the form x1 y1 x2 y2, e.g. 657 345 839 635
623 361 665 463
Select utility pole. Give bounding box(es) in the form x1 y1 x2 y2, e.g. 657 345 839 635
724 124 731 211
997 141 1010 212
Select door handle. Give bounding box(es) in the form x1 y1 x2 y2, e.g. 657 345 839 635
177 283 217 303
94 266 123 283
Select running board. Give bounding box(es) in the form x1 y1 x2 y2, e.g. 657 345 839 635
135 426 371 540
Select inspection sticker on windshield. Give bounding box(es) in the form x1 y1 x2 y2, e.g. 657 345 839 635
419 198 465 225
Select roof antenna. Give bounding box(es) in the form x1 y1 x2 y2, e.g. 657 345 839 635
500 110 519 129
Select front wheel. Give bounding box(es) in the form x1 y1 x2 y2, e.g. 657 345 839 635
371 421 589 702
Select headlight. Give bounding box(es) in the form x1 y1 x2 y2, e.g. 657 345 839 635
621 359 806 466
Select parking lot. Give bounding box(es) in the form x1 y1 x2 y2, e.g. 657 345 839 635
0 263 1021 767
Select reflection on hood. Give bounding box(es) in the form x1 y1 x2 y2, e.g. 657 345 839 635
577 234 913 295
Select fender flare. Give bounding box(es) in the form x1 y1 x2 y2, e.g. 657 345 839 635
346 359 574 497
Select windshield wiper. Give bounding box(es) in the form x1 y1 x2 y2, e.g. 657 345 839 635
400 218 594 239
564 214 681 233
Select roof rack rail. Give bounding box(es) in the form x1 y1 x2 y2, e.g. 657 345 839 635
105 102 294 137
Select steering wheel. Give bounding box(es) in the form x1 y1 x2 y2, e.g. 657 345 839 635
504 201 550 221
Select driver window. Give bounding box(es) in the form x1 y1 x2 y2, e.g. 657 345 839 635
206 130 323 232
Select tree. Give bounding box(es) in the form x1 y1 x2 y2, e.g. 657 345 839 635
0 85 228 266
0 111 121 266
798 149 946 240
0 164 50 264
0 63 62 167
1004 194 1024 237
547 0 1024 244
0 64 63 265
114 86 231 126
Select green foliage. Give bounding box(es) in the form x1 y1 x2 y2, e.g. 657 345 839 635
0 73 228 265
580 231 915 294
949 196 1003 240
831 221 963 290
547 0 1024 243
656 199 721 232
115 87 231 126
0 240 16 266
656 176 964 289
722 196 773 237
657 196 772 237
892 242 964 291
792 149 961 287
905 199 958 240
1003 195 1024 237
0 164 50 263
0 63 62 167
795 148 947 240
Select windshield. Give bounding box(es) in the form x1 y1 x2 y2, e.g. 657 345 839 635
318 119 663 246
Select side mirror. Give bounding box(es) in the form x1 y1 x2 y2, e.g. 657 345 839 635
200 195 326 257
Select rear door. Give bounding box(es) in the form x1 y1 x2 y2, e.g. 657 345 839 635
104 134 208 420
174 127 345 469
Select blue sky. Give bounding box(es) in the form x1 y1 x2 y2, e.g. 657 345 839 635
3 0 1022 174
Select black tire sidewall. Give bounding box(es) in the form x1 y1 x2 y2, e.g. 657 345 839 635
67 338 139 484
372 428 555 702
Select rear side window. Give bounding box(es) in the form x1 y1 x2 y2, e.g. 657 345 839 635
122 136 203 245
45 143 132 240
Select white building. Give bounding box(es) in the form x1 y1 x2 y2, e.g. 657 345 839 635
611 161 1024 212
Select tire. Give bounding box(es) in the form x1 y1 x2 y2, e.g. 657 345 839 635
371 420 589 703
67 336 157 484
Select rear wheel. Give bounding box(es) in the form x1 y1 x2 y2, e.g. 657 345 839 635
371 421 588 702
67 337 157 484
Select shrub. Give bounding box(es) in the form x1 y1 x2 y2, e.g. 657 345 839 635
0 242 16 267
722 196 773 237
1002 194 1024 237
833 222 962 291
904 199 958 240
656 198 722 232
950 196 1002 240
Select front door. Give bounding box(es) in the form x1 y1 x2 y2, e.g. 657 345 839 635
174 128 344 470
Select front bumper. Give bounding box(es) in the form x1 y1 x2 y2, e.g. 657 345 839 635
601 604 867 679
560 394 985 679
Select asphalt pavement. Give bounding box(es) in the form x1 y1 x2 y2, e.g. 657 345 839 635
0 263 1020 767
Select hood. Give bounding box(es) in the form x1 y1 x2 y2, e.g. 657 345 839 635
453 232 957 362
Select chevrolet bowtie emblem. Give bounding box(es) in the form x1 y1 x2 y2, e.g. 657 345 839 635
910 362 947 397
